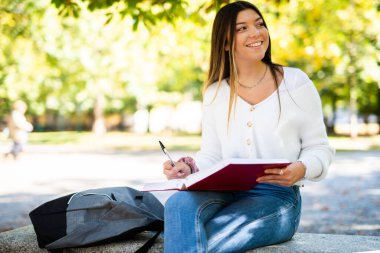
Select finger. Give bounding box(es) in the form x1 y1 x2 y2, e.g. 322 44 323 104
176 171 186 178
163 165 173 174
257 176 290 186
265 168 286 175
174 162 191 175
164 169 173 179
258 173 294 185
164 166 173 173
163 160 174 168
164 162 191 179
258 176 287 182
171 167 187 178
257 174 286 182
176 168 189 178
163 165 178 178
167 169 180 179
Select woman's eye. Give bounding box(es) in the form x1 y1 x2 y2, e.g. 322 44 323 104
256 22 265 28
236 26 247 32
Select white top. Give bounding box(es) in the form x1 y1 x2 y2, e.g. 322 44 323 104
195 67 335 185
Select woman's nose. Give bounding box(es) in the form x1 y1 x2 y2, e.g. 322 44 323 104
248 27 260 37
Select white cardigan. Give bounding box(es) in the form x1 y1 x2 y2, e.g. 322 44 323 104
195 67 335 185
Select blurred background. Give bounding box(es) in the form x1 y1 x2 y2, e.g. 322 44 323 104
0 0 379 237
0 0 379 136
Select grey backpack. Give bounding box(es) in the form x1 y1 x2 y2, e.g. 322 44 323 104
29 186 164 252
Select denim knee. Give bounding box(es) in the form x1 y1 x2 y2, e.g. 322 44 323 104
165 191 193 210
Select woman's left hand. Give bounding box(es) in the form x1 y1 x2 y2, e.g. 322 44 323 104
256 161 306 187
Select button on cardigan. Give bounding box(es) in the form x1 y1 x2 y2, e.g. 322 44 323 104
195 67 335 185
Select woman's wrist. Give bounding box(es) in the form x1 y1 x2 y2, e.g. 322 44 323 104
177 157 199 174
294 160 306 180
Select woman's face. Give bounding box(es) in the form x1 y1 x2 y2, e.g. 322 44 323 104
233 9 269 63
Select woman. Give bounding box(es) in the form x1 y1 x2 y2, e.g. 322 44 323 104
162 1 335 252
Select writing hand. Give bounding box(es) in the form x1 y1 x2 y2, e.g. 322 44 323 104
163 160 192 180
256 161 306 187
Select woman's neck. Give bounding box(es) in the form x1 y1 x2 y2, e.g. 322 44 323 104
237 61 267 79
236 61 267 80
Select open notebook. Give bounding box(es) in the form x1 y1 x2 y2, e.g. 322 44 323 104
142 158 290 191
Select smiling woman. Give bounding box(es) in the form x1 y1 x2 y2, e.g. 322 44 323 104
161 1 335 252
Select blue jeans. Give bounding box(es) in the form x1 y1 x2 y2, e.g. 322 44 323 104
164 183 301 253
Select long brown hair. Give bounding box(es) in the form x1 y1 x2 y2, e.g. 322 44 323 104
204 1 283 124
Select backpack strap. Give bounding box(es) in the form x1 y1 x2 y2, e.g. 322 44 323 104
135 230 163 253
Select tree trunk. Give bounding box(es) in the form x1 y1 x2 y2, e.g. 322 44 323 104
349 86 358 138
330 94 337 135
377 88 380 126
348 26 359 139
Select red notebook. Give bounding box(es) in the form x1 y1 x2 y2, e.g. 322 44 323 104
142 158 290 191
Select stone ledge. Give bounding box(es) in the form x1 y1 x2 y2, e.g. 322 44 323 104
1 225 380 253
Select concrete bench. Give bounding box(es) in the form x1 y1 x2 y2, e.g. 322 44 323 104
1 225 380 253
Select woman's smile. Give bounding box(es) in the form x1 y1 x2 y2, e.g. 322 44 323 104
246 41 263 48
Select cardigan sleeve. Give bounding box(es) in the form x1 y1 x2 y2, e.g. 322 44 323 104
194 85 223 171
295 71 335 181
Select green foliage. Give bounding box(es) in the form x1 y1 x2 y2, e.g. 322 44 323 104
267 0 380 124
49 0 232 29
51 0 190 29
104 95 137 115
0 0 46 116
0 0 379 132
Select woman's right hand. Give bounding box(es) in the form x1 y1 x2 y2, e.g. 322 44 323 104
163 160 191 180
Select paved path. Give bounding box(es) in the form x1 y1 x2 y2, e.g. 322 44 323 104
0 144 379 236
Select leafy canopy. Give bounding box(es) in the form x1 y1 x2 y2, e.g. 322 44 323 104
50 0 230 29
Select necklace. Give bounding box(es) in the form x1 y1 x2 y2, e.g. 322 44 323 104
238 65 268 89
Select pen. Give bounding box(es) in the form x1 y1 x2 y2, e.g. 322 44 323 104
159 140 176 167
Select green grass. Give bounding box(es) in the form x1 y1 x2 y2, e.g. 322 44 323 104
28 131 92 144
328 135 380 151
2 131 379 152
27 131 202 151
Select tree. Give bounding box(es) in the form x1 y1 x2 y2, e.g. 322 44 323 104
50 0 230 29
1 0 379 136
65 0 376 137
44 0 228 133
0 0 47 119
270 0 380 137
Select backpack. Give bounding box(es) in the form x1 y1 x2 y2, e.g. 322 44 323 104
29 186 164 253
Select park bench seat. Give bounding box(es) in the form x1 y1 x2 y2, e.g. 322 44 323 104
1 225 380 253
